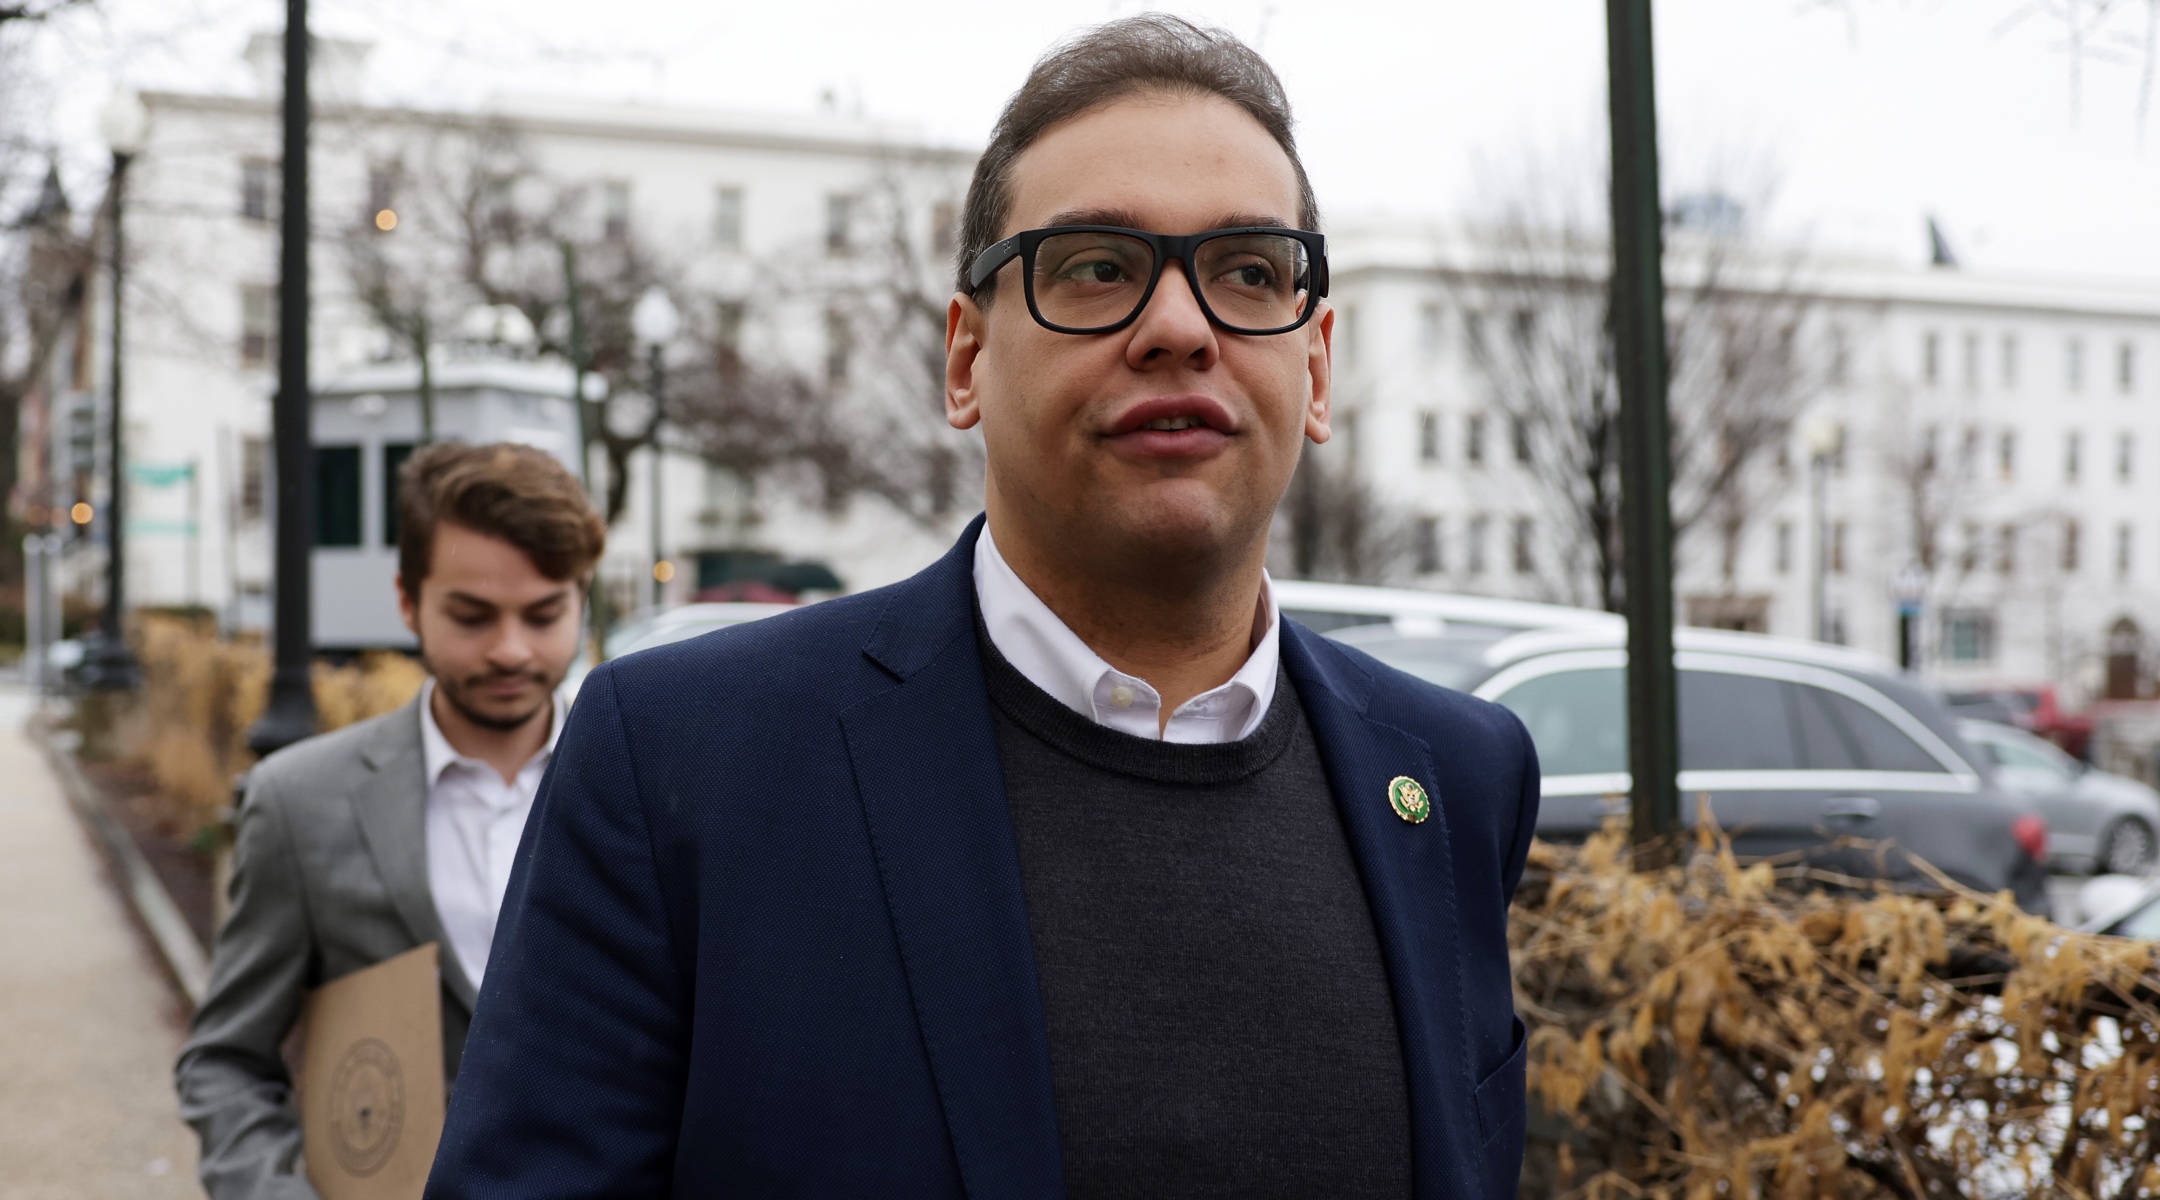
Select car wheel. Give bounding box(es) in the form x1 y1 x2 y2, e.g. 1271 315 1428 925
2101 817 2158 876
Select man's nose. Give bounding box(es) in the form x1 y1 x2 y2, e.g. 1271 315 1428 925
1125 259 1218 370
487 621 535 668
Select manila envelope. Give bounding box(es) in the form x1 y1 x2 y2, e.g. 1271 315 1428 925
301 943 446 1200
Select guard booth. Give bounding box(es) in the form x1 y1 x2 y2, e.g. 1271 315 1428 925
311 357 587 652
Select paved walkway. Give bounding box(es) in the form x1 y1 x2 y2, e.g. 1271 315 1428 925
0 685 203 1199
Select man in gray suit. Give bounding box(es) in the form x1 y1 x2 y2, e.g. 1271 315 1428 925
176 443 606 1199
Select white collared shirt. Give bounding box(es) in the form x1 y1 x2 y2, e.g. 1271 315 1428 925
973 527 1280 744
419 679 562 988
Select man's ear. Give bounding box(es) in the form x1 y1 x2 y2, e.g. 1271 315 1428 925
396 574 421 637
1305 301 1334 445
947 293 985 431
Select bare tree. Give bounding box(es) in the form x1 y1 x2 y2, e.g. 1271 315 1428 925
665 162 977 535
1275 440 1415 584
1449 151 1821 612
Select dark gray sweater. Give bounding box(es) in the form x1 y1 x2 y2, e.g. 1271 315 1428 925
979 628 1412 1199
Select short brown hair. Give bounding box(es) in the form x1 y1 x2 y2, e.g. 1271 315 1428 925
397 442 605 597
956 14 1319 297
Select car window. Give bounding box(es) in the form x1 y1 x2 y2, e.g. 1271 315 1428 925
1330 631 1501 691
1792 683 1944 772
1679 670 1801 770
1991 738 2075 779
1492 668 1627 776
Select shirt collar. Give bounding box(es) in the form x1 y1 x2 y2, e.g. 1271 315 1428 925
418 676 565 789
972 525 1281 742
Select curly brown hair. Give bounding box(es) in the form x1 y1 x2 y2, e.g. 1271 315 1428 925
396 442 605 597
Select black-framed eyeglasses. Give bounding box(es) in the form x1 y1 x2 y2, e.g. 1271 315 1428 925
965 225 1329 336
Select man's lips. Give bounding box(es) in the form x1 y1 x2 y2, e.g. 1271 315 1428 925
1101 395 1236 459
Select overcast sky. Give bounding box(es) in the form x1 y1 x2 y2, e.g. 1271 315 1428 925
22 0 2160 283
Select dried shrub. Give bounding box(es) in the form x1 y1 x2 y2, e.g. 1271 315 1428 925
1517 819 2160 1198
125 616 425 838
313 652 427 734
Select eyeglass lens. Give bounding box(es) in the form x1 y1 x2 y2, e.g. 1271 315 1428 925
1029 231 1312 332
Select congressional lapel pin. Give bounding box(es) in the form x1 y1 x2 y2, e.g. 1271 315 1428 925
1387 775 1431 824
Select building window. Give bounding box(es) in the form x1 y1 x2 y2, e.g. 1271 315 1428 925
1923 330 1941 386
2068 338 2085 391
1466 514 1488 575
1418 411 1440 463
2065 431 2082 484
1775 521 1793 574
825 193 853 255
240 158 274 221
1831 521 1848 574
715 300 745 357
239 435 268 520
1414 516 1441 574
1997 522 2017 575
1959 521 1981 574
824 308 851 386
1512 517 1534 574
1830 422 1848 474
1419 302 1444 360
1460 310 1485 360
2121 433 2137 484
1510 415 1532 465
931 200 957 258
240 285 276 366
314 445 362 548
2062 518 2081 573
2121 523 2136 578
2121 342 2138 394
713 186 744 249
1465 413 1487 466
1963 332 1981 391
382 443 415 545
1942 610 1997 663
1920 425 1940 475
1997 430 2016 481
1828 325 1849 388
602 181 631 241
2001 333 2019 390
1959 426 1981 478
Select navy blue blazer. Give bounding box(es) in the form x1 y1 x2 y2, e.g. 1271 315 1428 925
427 518 1540 1199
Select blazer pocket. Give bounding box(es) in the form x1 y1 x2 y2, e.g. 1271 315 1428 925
1474 1015 1528 1146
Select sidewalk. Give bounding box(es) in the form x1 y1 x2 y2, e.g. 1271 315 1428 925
0 685 204 1199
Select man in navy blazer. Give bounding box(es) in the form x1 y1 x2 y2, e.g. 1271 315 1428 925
430 15 1537 1199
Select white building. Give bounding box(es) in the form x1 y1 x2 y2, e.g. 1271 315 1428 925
1327 213 2160 703
57 36 976 636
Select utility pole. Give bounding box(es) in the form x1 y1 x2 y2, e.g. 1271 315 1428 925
248 0 316 755
1606 0 1681 865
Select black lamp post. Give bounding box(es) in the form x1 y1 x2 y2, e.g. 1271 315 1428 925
84 90 149 691
631 285 680 611
1606 0 1681 864
248 0 317 755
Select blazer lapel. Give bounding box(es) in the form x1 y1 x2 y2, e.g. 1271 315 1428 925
351 697 478 1012
1280 622 1475 1200
840 517 1065 1200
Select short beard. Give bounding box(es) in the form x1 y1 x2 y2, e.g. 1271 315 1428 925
418 639 557 733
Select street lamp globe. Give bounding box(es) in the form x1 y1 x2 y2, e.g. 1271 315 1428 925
1800 410 1841 462
99 90 150 157
631 286 681 348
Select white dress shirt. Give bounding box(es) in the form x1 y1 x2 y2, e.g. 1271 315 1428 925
420 679 562 988
973 527 1280 745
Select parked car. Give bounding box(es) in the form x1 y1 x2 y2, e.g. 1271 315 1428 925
1957 718 2160 875
2077 874 2160 936
1273 579 1619 639
603 602 798 660
1943 684 2093 760
1331 622 2053 914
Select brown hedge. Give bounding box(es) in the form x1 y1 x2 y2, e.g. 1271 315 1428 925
1515 820 2160 1199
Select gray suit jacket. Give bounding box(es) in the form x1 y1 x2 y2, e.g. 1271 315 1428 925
175 697 477 1200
